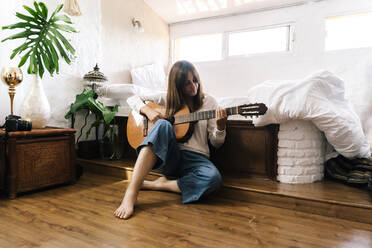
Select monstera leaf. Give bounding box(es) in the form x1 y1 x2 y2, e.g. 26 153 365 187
65 89 119 139
1 1 76 78
65 89 119 125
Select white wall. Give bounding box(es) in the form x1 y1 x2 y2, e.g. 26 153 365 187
101 0 169 83
0 0 170 140
0 0 102 129
169 0 372 116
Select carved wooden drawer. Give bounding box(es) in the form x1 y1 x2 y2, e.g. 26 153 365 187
0 128 76 199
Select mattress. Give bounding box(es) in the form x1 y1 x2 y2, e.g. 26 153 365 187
99 97 132 117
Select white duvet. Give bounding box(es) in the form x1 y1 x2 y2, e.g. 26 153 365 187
220 70 370 158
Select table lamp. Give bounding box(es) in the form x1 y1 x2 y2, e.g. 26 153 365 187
83 64 107 92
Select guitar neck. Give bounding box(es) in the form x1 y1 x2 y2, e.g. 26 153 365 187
174 106 238 124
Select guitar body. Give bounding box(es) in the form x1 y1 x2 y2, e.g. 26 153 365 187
127 102 191 149
127 101 268 149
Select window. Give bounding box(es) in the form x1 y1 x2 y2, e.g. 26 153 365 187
173 33 223 63
172 25 291 62
228 26 290 56
326 12 372 51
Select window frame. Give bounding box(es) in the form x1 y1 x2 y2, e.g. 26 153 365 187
325 11 372 52
226 23 294 59
171 22 294 64
172 32 224 63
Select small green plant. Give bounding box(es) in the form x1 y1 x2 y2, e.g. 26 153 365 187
65 89 121 160
1 1 76 78
65 89 119 139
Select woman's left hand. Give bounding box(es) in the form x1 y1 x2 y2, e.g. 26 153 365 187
216 106 227 131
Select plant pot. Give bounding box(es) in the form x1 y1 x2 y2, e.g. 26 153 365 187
19 74 51 128
99 138 124 160
99 125 124 160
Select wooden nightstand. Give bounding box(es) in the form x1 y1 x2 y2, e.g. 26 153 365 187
0 127 77 199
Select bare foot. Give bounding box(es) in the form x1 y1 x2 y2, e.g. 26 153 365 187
114 189 137 219
142 176 168 190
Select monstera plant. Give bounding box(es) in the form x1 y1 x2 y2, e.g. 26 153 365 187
65 89 119 137
2 1 76 77
65 89 122 160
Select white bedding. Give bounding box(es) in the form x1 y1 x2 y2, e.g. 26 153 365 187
222 70 370 159
97 83 165 116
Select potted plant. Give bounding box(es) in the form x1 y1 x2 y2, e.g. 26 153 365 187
1 1 76 128
65 89 123 160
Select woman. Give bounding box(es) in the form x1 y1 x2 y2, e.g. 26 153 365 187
115 60 227 219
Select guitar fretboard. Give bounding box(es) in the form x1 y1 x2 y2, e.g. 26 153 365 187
174 107 238 124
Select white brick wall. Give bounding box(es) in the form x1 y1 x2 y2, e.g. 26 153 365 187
277 120 326 184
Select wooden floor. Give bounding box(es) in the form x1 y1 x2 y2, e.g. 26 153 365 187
77 158 372 207
1 172 372 248
223 174 372 208
78 158 372 225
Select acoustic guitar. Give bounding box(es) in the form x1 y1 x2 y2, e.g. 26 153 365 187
127 101 268 149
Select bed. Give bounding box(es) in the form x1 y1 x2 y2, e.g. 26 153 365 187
95 66 370 184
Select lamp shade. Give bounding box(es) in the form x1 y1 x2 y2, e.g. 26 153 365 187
83 64 107 82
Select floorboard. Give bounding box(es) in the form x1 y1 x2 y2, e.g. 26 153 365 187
1 172 372 248
222 173 372 208
78 157 372 224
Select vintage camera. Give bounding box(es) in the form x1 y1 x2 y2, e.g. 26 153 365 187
5 115 32 132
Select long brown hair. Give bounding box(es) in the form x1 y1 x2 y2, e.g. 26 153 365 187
166 60 204 117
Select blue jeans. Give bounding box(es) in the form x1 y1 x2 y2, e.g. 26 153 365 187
136 119 222 203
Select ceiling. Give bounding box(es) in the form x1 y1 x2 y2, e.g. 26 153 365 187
144 0 318 24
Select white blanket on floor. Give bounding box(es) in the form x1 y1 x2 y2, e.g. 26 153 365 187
220 70 370 158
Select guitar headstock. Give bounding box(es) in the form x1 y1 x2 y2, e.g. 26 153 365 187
238 103 267 117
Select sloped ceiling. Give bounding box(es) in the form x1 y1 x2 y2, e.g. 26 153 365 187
144 0 316 24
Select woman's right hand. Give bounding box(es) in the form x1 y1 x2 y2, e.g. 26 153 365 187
140 105 166 123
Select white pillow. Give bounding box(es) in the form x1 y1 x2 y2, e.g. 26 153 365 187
130 62 167 90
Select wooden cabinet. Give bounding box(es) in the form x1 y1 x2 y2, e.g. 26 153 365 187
77 118 279 180
210 121 279 179
0 128 76 199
